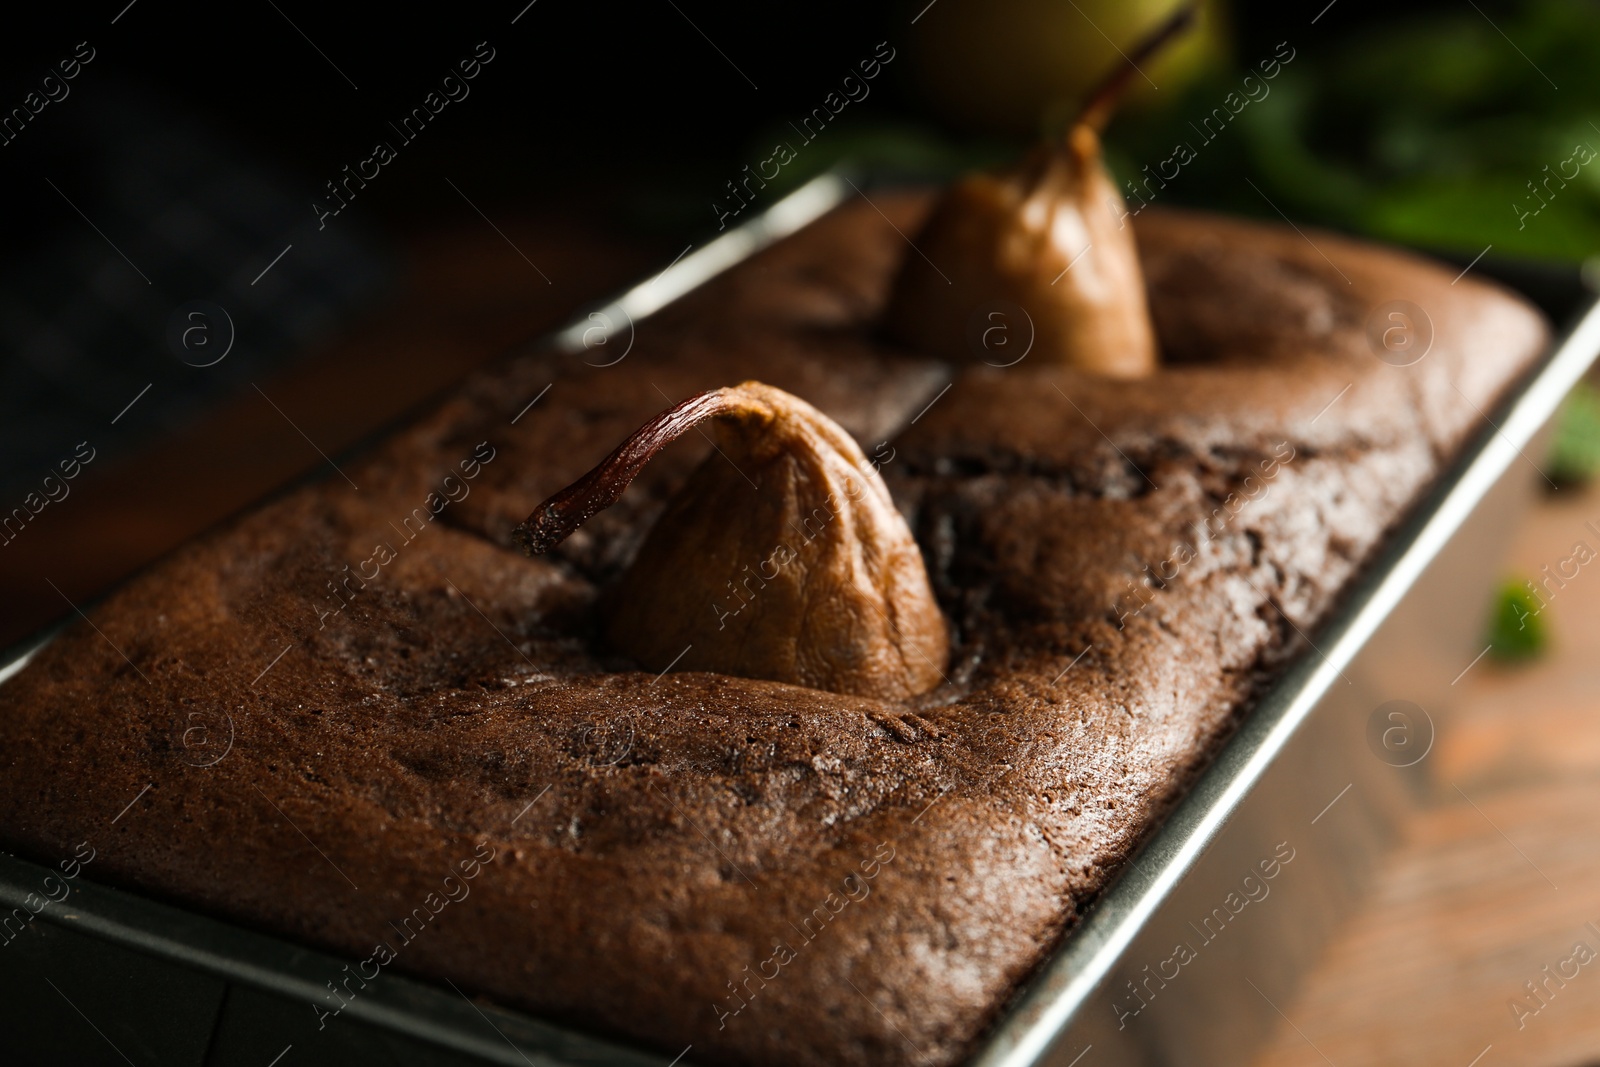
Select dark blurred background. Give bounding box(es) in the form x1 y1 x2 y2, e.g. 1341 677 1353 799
2 0 1598 646
4 0 1593 242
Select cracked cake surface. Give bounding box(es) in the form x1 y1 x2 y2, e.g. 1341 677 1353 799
0 194 1548 1066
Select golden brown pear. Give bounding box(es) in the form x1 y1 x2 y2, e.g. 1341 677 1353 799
515 382 949 700
883 3 1197 379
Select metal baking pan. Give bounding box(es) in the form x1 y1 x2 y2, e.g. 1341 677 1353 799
2 171 1596 1066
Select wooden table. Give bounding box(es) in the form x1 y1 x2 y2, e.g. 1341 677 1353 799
1256 478 1600 1067
8 212 1598 1067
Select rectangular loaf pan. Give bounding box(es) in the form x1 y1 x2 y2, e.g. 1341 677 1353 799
2 172 1595 1067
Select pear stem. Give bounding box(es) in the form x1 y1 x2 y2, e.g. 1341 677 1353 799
513 387 768 555
1076 1 1200 134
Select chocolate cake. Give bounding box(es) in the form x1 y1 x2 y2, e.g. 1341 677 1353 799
0 194 1547 1066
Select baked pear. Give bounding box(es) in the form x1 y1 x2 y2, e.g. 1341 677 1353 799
883 3 1197 378
516 382 948 699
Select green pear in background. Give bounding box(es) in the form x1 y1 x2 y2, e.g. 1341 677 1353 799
908 0 1226 134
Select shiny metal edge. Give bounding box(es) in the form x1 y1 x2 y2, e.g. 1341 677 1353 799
0 646 39 688
2 171 1594 1065
0 851 657 1067
971 296 1600 1067
550 172 851 355
0 169 851 686
0 623 62 688
0 170 854 1067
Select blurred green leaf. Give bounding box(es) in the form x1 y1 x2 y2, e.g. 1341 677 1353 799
1488 579 1548 661
1107 0 1600 259
1549 380 1600 485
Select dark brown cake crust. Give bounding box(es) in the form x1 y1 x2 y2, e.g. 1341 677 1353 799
0 195 1547 1066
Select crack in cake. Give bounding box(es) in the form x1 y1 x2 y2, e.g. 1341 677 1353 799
0 193 1547 1066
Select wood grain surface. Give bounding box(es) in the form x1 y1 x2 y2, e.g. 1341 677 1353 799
7 216 1596 1066
1256 475 1600 1067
